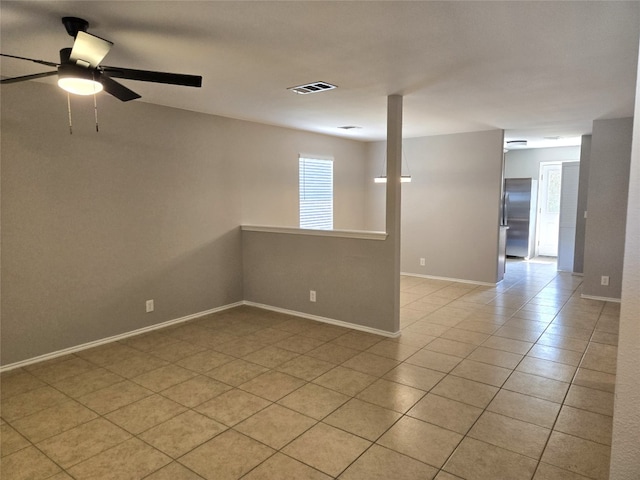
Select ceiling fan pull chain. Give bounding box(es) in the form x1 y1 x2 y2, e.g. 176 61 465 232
66 92 73 135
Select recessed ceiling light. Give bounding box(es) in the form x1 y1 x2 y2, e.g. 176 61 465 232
288 81 337 94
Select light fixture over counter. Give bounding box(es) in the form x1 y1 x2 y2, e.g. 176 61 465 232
374 147 412 183
374 175 412 183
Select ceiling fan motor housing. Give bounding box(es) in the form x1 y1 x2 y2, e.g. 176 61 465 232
62 17 89 38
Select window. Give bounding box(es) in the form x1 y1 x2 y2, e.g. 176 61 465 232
299 157 333 229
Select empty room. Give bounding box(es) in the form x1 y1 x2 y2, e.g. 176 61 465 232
1 2 639 480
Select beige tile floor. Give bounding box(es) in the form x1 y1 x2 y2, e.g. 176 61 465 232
1 259 618 479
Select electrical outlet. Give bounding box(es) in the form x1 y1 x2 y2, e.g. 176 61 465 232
419 258 426 266
309 290 316 302
146 299 154 312
600 276 609 286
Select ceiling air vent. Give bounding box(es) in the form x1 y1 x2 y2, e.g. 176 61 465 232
288 81 337 94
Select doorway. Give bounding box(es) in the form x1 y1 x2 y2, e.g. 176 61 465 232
536 162 562 257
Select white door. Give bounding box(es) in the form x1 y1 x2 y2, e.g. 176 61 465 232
537 163 562 257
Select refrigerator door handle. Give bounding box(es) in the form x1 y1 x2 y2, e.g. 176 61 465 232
502 192 509 225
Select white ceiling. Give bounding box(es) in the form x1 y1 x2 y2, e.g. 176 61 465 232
1 1 639 145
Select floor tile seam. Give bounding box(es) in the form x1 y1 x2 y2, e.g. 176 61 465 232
404 356 505 439
0 437 33 459
229 423 339 475
306 379 373 399
2 439 69 478
240 352 305 370
373 426 460 473
426 380 504 477
535 461 603 480
195 396 274 429
332 428 439 479
463 421 551 462
140 460 203 480
550 419 613 447
445 367 512 389
0 381 50 402
238 450 331 480
529 329 606 480
350 381 428 414
7 401 104 445
523 351 581 368
534 440 607 480
1 380 90 423
558 398 614 419
108 402 194 437
62 433 173 475
33 420 135 473
318 407 404 446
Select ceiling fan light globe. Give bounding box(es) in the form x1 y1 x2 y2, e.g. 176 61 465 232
58 76 103 95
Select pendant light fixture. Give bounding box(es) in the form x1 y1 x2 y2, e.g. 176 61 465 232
374 147 412 183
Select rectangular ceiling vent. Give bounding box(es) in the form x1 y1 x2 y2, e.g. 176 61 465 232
288 81 337 94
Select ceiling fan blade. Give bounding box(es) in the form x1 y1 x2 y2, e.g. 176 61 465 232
1 70 58 84
70 31 113 68
101 75 141 102
1 53 58 67
101 66 202 87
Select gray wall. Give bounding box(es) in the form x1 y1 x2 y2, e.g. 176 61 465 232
504 146 581 179
573 135 592 273
242 95 405 336
235 120 368 229
1 81 368 365
365 130 505 284
583 117 634 299
242 231 397 333
610 43 640 478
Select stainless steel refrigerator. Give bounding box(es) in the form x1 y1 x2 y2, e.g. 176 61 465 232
502 178 538 258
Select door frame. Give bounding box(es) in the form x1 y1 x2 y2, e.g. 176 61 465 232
535 161 563 258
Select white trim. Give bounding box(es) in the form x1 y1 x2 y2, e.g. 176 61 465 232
0 302 243 373
243 301 401 338
400 272 497 287
581 294 622 303
241 225 387 241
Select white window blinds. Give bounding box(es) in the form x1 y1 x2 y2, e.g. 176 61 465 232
299 157 333 230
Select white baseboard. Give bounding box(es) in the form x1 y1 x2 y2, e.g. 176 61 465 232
0 300 400 372
400 272 496 287
0 302 243 373
581 294 622 303
243 301 401 338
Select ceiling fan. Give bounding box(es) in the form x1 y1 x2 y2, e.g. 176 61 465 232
0 16 202 101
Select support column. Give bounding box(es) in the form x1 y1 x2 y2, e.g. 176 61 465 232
385 95 403 333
